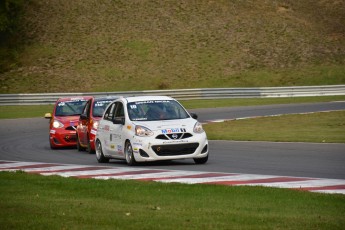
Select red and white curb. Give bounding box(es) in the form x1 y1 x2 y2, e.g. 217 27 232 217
1 160 345 195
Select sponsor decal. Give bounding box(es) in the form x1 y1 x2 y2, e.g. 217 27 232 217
162 140 189 144
95 100 112 107
133 142 143 146
70 97 86 101
134 100 171 105
127 125 132 130
132 118 147 121
104 125 110 131
90 129 97 135
50 130 56 134
110 144 115 149
161 128 186 134
117 145 123 154
57 98 87 106
112 134 121 139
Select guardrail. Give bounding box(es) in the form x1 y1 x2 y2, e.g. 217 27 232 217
0 85 344 105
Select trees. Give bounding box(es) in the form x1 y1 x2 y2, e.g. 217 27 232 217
0 0 24 72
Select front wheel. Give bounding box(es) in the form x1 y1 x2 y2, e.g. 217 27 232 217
87 134 95 154
125 141 137 166
76 134 85 152
95 139 109 163
194 155 208 164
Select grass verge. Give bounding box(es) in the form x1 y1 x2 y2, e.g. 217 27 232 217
1 95 345 119
204 111 345 143
0 104 53 119
0 171 344 230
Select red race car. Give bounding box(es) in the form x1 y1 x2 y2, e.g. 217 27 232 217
45 96 92 149
76 96 117 153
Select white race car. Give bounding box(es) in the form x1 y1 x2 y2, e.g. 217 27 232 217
95 96 209 165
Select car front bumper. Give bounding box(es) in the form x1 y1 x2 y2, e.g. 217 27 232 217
49 129 77 147
131 132 208 162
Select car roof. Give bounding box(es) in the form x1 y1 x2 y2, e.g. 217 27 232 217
94 96 119 102
57 96 92 102
124 95 174 103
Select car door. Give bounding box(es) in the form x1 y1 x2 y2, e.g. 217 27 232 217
111 102 125 157
99 102 116 156
78 99 91 146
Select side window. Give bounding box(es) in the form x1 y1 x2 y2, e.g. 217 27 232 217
114 102 124 119
103 103 116 121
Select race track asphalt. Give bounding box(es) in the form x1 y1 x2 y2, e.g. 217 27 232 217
0 102 344 179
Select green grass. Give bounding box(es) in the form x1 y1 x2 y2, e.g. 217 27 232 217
0 171 344 230
204 110 345 143
0 104 53 119
1 95 345 119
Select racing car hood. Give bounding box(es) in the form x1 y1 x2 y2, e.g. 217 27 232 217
132 118 197 132
54 115 80 125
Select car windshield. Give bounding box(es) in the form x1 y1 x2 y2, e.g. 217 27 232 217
55 99 88 116
127 100 190 121
92 100 113 117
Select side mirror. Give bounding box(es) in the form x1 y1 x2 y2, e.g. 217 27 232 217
80 114 88 120
44 113 52 119
113 117 125 125
190 113 198 119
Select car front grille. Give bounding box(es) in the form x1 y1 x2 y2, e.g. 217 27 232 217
156 133 193 140
151 143 199 156
66 126 77 131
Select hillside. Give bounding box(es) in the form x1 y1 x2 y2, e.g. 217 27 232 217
0 0 344 93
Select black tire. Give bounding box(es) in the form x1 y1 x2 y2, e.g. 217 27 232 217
50 140 57 150
76 134 86 152
193 155 208 164
87 135 95 154
49 135 58 149
125 141 137 166
95 139 109 163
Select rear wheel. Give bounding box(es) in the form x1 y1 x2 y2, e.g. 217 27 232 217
194 155 208 164
125 141 136 166
95 139 109 163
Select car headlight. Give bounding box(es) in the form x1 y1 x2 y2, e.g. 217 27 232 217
52 120 64 129
135 125 153 137
193 122 204 133
92 121 99 130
